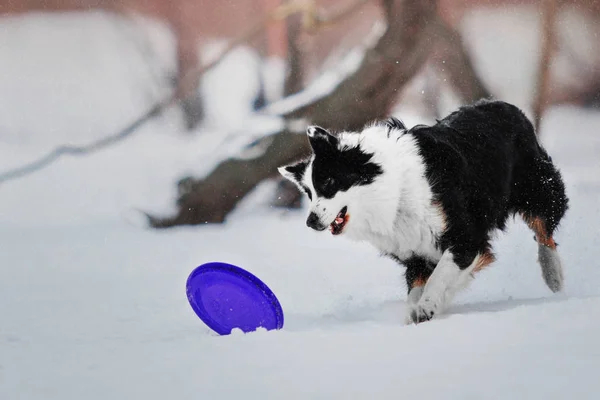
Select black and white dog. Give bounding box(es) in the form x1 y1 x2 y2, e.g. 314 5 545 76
278 99 569 324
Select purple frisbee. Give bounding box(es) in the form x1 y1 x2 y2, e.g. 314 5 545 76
186 262 284 335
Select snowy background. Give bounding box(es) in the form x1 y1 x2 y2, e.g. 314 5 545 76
1 6 600 400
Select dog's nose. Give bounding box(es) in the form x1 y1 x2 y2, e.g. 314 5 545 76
306 212 327 231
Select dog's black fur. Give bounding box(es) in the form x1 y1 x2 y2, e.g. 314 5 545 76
400 100 568 287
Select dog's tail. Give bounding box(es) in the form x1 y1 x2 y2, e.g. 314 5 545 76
510 107 569 293
536 241 564 292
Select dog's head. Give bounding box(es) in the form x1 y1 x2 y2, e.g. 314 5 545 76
278 124 392 237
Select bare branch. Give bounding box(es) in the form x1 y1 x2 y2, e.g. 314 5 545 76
312 0 371 28
0 104 163 182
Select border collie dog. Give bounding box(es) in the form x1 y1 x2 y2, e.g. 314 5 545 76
278 100 568 324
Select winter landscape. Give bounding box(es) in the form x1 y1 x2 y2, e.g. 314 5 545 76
1 2 600 399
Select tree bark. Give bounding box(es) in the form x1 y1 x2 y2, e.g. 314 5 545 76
148 131 309 226
147 0 441 228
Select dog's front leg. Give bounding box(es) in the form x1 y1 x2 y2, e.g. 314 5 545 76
411 250 474 324
404 286 424 325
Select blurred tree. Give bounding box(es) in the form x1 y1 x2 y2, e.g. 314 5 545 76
0 0 272 131
4 0 599 204
147 0 491 228
170 2 205 130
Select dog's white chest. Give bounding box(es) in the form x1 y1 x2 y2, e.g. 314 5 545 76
361 208 444 262
393 210 443 260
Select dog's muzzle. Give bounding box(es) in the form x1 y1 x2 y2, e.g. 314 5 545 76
306 212 327 231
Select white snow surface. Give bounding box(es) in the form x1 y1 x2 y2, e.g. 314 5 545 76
1 9 600 400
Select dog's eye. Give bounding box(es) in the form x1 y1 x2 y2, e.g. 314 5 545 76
299 184 312 200
304 187 312 201
318 177 336 196
313 176 337 197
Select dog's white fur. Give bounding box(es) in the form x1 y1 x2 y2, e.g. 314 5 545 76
410 250 480 324
283 125 445 258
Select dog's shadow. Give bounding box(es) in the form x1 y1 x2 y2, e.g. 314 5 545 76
283 295 568 331
448 294 568 315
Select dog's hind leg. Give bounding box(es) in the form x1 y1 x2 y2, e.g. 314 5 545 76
505 106 569 292
513 147 568 293
442 250 495 309
523 215 564 292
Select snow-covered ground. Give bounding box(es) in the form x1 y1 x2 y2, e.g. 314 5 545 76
2 9 600 400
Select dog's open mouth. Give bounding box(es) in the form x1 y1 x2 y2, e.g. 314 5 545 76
330 206 349 235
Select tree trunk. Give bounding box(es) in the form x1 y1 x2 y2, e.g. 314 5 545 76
148 131 309 226
283 9 305 97
430 18 492 103
171 4 205 130
272 6 307 209
532 0 558 134
285 0 438 132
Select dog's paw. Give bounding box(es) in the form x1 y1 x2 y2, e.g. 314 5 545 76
410 307 433 324
404 304 418 325
409 298 438 324
404 286 425 325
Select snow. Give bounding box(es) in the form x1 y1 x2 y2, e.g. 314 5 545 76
2 169 600 399
2 8 600 400
200 41 265 129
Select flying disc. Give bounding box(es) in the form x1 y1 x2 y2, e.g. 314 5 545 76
186 262 284 335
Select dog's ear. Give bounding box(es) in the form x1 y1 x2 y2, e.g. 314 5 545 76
307 126 338 154
278 160 308 185
384 116 406 131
